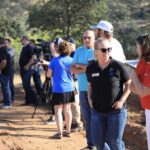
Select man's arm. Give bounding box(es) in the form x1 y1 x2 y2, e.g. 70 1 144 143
0 59 7 71
24 54 36 70
70 63 87 74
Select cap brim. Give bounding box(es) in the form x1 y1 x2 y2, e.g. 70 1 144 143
90 25 98 29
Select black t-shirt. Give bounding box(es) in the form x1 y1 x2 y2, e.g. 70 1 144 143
19 44 34 67
86 59 130 113
0 46 10 75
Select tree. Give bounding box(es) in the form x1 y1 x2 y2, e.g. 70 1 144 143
0 17 23 39
28 0 109 39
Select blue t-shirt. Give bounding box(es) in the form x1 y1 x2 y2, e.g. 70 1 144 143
49 55 74 93
72 46 94 91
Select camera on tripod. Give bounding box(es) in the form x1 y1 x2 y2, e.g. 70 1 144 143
34 39 52 61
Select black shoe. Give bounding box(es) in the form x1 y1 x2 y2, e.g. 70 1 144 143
81 146 95 150
71 123 83 132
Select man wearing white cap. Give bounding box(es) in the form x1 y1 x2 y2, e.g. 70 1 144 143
91 20 126 63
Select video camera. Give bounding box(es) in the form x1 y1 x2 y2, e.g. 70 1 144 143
34 39 52 61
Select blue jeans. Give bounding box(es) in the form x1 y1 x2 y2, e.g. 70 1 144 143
0 74 11 106
91 107 127 150
79 91 93 147
8 66 15 101
33 69 42 95
20 68 37 104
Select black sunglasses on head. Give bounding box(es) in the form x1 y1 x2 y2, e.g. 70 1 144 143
136 33 149 44
98 47 112 53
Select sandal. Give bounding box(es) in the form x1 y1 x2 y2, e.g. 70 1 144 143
52 132 62 139
63 131 71 137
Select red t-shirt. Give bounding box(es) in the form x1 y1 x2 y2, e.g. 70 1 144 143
136 59 150 109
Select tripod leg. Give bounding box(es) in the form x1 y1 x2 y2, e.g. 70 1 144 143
32 103 38 118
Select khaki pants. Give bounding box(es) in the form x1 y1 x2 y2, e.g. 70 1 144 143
71 81 82 127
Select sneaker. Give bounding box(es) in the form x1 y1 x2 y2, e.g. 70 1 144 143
71 123 83 132
81 146 95 150
1 104 12 109
45 116 56 125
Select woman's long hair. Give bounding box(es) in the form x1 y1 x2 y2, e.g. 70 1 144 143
136 34 150 62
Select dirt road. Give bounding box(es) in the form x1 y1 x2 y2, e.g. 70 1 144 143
0 75 148 150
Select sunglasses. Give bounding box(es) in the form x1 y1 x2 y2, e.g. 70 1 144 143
98 47 112 53
83 36 92 40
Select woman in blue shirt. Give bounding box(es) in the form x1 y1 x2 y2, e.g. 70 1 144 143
46 41 75 139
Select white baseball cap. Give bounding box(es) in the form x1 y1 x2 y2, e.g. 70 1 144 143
90 20 113 33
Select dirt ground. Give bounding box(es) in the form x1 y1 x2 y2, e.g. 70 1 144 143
0 74 148 150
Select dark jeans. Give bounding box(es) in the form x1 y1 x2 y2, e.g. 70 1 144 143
20 68 37 104
79 91 93 147
0 74 11 106
33 69 42 96
91 107 127 150
8 66 15 101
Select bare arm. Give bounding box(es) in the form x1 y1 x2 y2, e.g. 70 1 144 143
46 68 53 78
70 64 87 74
112 79 131 109
0 60 7 71
131 70 150 97
88 82 93 108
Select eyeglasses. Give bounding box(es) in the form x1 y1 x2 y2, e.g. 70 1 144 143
98 47 112 53
83 36 92 40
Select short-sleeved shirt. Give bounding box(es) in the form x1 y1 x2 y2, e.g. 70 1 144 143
110 38 126 63
0 47 10 75
19 44 34 67
72 46 94 91
49 55 74 93
86 59 130 113
7 48 15 66
136 59 150 109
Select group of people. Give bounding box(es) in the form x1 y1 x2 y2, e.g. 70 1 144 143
0 20 150 150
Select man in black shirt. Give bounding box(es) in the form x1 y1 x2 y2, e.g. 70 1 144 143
5 39 15 103
29 39 43 97
19 36 37 105
86 38 131 150
0 37 12 108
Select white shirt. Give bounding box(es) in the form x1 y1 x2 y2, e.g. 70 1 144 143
110 38 126 63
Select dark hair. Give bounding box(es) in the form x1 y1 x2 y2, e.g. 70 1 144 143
30 39 35 44
0 37 5 45
5 38 11 43
136 34 150 62
58 41 71 56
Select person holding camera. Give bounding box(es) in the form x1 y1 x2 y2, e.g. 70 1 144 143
0 37 12 109
29 39 43 98
19 36 37 105
46 41 75 139
5 38 15 104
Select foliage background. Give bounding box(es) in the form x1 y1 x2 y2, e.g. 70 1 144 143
0 0 149 70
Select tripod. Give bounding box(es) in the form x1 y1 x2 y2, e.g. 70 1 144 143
32 77 52 118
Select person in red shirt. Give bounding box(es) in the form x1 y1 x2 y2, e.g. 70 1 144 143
130 34 150 150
